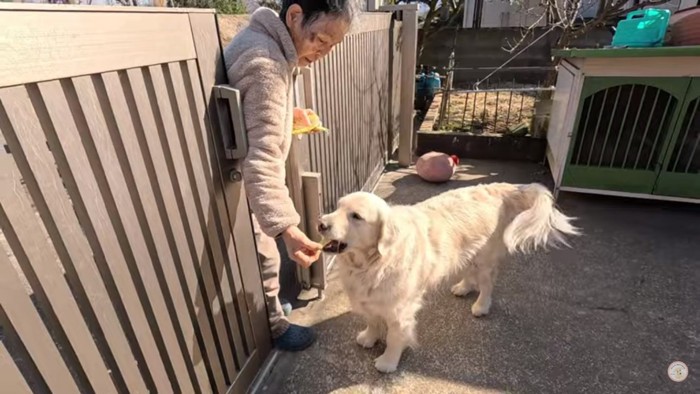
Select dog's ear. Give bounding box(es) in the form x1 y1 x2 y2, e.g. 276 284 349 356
377 210 396 257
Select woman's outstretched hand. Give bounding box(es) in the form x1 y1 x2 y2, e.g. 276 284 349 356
282 225 322 268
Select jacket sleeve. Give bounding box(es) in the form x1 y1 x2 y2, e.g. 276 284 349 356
230 53 300 237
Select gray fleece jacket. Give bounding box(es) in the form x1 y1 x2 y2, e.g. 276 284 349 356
223 8 300 238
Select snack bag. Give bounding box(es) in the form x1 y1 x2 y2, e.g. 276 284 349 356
293 108 328 135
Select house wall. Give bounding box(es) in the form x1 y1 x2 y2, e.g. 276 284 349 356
465 0 698 28
419 27 613 86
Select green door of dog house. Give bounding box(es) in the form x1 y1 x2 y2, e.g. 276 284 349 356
654 78 700 198
547 47 700 202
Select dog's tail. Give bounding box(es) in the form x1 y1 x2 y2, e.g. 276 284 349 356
503 184 580 254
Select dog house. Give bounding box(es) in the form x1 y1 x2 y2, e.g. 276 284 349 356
547 47 700 202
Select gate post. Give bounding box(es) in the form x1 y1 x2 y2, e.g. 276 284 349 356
381 4 418 167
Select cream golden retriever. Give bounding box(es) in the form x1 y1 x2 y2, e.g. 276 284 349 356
318 182 579 373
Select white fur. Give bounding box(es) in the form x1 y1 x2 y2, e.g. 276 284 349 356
319 182 580 373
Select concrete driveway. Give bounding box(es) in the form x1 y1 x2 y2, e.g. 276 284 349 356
258 160 699 394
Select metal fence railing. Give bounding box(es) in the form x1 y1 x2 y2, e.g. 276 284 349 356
436 86 554 135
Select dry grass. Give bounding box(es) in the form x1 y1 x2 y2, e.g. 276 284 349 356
218 14 250 47
438 90 539 134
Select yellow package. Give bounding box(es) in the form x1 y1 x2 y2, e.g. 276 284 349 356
292 110 328 135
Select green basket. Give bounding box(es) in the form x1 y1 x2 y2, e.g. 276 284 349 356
611 8 671 48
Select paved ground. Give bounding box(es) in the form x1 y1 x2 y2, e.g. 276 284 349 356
259 160 700 394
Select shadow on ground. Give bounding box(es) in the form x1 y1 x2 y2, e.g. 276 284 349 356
260 160 699 394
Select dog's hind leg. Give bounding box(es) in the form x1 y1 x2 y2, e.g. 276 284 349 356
472 265 501 317
356 317 383 348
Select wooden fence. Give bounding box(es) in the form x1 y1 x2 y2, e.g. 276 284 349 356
0 4 418 393
0 4 270 393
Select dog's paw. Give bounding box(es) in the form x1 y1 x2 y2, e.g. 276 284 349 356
451 280 474 297
356 329 378 348
374 354 398 373
471 300 491 317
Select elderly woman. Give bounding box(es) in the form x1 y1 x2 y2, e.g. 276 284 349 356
224 0 355 351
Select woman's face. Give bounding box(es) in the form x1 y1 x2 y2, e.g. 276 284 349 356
285 5 350 67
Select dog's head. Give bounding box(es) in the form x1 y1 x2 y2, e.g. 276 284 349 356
318 192 393 255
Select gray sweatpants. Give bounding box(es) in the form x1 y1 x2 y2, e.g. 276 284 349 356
251 215 289 338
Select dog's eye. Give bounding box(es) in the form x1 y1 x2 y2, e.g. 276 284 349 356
351 212 364 221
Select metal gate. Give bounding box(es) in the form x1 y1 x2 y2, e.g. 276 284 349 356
0 4 269 394
561 77 695 197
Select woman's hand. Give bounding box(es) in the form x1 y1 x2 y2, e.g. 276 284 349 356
281 225 322 268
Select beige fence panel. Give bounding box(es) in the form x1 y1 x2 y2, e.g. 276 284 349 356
0 248 81 394
0 82 150 394
0 339 32 394
0 5 271 393
0 133 117 393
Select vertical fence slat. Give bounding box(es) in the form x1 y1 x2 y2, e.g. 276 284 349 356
505 89 513 127
493 90 500 133
0 86 149 393
622 85 649 168
0 340 32 394
331 49 343 203
461 91 469 127
586 89 610 166
350 34 359 191
646 95 674 170
327 46 340 202
0 145 117 394
365 32 373 183
309 67 320 176
355 33 364 187
351 34 360 190
126 67 227 392
597 87 622 166
0 252 80 394
335 41 347 197
471 91 478 130
101 70 211 394
518 91 525 121
148 64 239 384
610 85 635 168
348 34 356 190
317 58 331 211
37 78 172 392
633 89 661 169
324 52 337 206
166 62 249 372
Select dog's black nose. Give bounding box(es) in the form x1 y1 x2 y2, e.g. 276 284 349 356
318 222 330 233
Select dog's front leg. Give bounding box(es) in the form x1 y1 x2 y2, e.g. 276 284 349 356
356 317 382 348
374 319 413 373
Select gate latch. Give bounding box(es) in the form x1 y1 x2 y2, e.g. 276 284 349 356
213 85 249 160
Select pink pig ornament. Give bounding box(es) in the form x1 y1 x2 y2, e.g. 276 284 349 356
415 151 460 183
